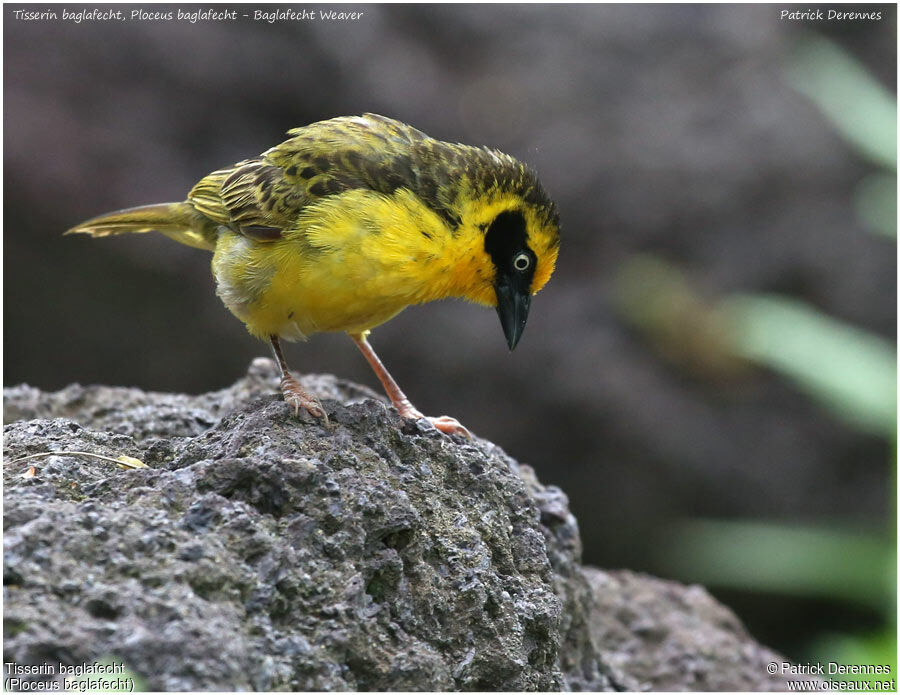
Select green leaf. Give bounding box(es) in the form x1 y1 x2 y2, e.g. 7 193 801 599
660 519 895 613
724 294 896 437
787 35 896 170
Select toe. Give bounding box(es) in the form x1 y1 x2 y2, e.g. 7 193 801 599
428 416 472 438
280 379 325 420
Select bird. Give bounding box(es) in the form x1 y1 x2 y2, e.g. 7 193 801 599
66 114 560 437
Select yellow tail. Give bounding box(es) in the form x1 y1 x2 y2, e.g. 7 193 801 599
65 202 216 251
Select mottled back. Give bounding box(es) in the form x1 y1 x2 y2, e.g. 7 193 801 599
187 113 557 240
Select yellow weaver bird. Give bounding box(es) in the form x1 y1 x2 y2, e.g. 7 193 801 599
67 114 560 436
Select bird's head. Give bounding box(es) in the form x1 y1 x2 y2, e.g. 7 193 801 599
474 200 559 350
422 146 560 350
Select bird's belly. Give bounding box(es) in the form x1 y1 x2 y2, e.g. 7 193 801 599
257 284 408 340
212 234 411 340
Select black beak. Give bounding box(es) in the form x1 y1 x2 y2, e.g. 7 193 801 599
495 282 531 351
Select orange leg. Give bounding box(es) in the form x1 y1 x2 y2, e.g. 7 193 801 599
269 335 326 420
350 332 471 438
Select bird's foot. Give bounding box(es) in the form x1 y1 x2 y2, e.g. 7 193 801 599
426 415 472 438
400 406 471 438
280 374 328 423
349 334 471 438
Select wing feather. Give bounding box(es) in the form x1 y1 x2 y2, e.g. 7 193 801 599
185 114 437 243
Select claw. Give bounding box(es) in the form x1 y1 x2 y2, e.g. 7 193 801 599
426 415 472 438
280 375 328 423
401 406 471 438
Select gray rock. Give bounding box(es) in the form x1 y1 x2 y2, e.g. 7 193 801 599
4 360 788 691
584 568 794 691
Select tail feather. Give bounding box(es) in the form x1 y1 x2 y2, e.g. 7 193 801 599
66 202 216 251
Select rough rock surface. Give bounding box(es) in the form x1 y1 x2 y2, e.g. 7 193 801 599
584 568 795 691
4 360 790 691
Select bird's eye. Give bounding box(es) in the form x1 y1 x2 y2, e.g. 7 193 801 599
513 252 531 272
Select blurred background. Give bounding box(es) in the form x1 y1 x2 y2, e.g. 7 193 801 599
4 3 896 673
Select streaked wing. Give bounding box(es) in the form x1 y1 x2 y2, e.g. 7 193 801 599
186 114 433 242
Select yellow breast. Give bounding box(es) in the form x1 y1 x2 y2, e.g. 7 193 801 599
211 189 496 341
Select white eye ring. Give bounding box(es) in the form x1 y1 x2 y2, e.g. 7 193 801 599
513 253 531 271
